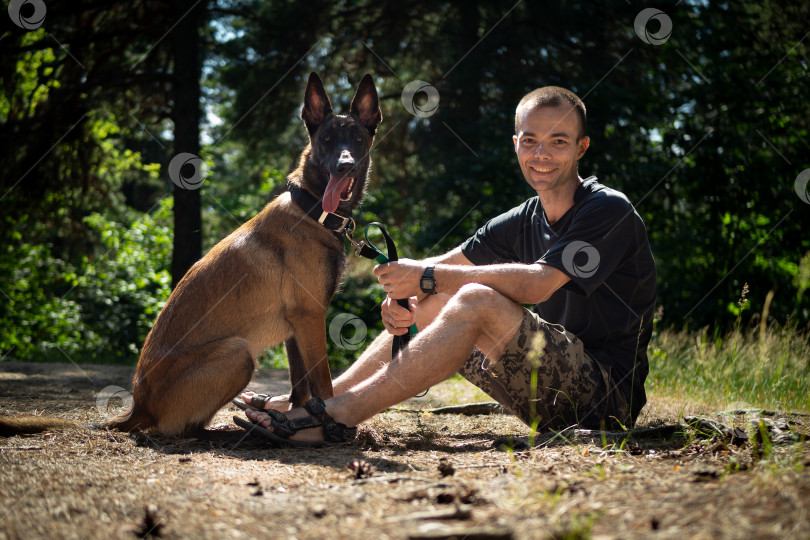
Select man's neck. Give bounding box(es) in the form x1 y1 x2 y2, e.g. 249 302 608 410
538 176 582 224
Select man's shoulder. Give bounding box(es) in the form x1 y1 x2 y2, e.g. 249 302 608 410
577 177 634 215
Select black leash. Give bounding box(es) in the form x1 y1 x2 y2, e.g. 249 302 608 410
346 221 418 358
346 222 429 398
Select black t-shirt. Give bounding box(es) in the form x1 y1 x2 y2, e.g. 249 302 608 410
460 176 657 419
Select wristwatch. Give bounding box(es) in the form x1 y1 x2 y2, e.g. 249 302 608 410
420 266 437 295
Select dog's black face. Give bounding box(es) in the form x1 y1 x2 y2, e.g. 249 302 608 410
300 73 382 215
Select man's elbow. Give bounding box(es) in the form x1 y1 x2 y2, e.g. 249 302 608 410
524 287 554 304
539 289 555 303
528 264 569 304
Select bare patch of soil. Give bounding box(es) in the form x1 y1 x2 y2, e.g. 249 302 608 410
1 361 808 539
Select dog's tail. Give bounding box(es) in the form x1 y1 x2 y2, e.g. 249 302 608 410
0 404 155 437
0 415 86 436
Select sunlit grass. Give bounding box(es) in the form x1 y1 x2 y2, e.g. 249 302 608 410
648 321 810 413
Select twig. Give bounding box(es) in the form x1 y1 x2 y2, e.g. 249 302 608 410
387 504 473 522
719 409 810 417
353 474 437 485
385 402 508 416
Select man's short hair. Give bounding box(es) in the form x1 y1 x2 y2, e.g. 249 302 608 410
514 86 587 139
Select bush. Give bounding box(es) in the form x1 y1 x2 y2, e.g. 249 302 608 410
0 200 173 363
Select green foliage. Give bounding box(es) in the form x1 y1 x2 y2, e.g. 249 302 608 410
0 200 172 363
793 252 810 303
73 201 173 361
551 512 598 540
1 1 173 243
0 29 58 123
3 0 810 371
200 145 289 251
0 240 87 361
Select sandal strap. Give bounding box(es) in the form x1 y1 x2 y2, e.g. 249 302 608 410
249 394 272 409
266 409 287 422
256 397 357 443
269 408 321 439
303 397 357 443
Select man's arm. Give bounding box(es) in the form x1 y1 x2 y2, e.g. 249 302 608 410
375 258 570 306
423 246 474 266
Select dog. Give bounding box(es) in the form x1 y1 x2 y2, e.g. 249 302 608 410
0 72 382 438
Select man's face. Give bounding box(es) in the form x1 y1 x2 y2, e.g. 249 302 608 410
513 104 589 195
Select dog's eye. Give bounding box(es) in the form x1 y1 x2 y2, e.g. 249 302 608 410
356 135 363 142
322 134 331 142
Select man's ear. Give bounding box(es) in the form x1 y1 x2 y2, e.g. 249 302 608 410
576 136 590 160
513 135 519 153
301 72 333 136
350 74 382 136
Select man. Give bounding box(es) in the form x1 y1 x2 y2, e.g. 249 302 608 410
236 86 657 446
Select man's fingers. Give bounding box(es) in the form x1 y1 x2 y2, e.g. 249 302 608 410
391 314 414 327
387 298 410 317
385 324 409 336
373 262 393 276
382 303 414 328
381 293 415 334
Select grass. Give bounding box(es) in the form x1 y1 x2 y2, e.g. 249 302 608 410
648 283 810 413
648 319 810 413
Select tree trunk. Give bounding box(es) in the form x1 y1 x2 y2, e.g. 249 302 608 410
170 0 204 287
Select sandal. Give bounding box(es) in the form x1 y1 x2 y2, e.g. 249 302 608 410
231 393 276 412
232 397 357 448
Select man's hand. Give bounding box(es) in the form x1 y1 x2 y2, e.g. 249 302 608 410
381 295 418 335
374 258 426 299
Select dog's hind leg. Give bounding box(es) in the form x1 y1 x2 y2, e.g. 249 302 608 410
147 336 255 436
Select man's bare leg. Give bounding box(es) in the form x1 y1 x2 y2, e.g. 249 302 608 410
240 293 452 411
243 284 525 441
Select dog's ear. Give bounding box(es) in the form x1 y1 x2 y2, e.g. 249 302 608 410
350 74 382 136
302 72 333 135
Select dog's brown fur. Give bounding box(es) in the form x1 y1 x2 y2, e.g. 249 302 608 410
0 73 381 438
0 416 84 437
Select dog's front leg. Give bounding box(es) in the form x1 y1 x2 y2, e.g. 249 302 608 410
286 309 334 408
285 337 310 407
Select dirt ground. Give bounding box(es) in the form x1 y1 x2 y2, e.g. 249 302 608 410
1 361 808 540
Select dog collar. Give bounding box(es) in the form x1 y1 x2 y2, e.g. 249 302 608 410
288 184 352 234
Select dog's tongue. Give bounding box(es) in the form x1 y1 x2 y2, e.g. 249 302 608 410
323 175 351 214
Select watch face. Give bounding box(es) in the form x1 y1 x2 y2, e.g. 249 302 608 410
421 278 432 290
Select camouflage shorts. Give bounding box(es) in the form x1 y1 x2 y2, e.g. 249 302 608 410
458 309 632 431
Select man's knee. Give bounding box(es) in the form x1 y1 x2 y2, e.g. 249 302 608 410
455 283 509 309
448 283 515 323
